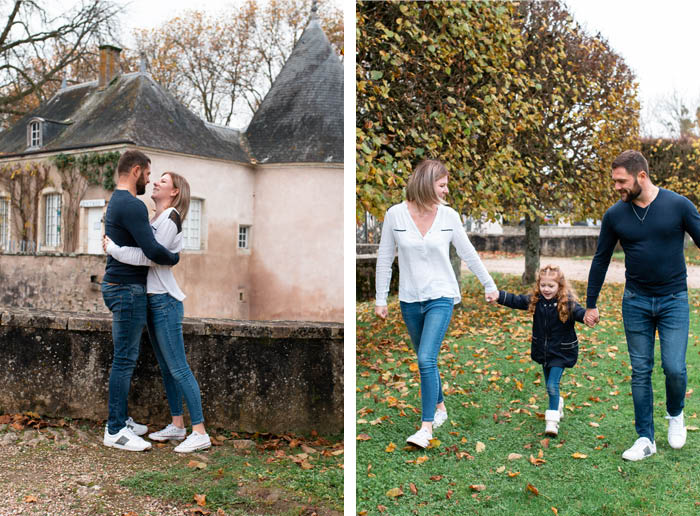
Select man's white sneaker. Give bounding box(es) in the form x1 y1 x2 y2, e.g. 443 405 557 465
125 417 148 436
104 426 152 451
406 428 432 449
148 423 186 442
622 437 656 461
433 409 448 429
174 431 212 453
666 411 687 449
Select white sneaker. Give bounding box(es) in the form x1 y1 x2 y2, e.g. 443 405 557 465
544 410 560 437
558 397 565 420
622 437 656 461
433 409 448 429
174 431 212 453
125 417 148 436
406 428 432 449
104 426 152 451
666 411 687 449
148 423 186 442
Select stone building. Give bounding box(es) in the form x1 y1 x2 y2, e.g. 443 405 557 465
0 10 343 322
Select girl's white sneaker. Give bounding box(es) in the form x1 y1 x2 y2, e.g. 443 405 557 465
148 423 186 442
544 410 560 437
433 409 448 429
406 428 432 449
174 431 212 453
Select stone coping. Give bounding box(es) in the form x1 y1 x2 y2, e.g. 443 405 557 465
0 306 343 339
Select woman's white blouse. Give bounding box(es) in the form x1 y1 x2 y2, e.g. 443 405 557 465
375 202 497 306
106 207 186 301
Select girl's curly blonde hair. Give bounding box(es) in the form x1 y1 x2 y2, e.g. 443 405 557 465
528 264 578 323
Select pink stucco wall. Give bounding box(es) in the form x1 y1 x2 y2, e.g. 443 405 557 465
249 164 343 322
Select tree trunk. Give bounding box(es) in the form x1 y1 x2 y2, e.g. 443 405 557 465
522 216 540 284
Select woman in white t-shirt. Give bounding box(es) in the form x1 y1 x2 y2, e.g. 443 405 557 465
104 172 210 453
375 159 499 449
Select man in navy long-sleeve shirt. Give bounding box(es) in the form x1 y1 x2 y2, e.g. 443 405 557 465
585 149 700 461
101 150 180 452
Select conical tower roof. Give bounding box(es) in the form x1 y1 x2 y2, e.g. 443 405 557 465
245 11 343 164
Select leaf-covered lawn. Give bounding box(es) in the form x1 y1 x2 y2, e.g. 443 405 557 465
356 273 700 515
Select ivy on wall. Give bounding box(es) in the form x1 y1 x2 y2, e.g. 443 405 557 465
52 151 120 191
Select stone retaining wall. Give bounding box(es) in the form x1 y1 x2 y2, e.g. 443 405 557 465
0 307 343 435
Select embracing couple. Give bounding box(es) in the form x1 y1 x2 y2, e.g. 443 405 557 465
100 150 210 453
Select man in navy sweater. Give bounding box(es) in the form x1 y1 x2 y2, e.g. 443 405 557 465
101 150 180 452
585 149 700 461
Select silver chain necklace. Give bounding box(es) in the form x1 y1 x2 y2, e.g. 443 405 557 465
631 203 650 223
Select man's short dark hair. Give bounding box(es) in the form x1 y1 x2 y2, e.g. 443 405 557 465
611 150 649 176
117 150 151 175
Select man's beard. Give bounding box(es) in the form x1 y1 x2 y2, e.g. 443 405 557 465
136 172 147 195
621 178 642 202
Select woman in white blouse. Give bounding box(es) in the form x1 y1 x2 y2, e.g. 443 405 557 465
375 159 499 448
104 172 211 453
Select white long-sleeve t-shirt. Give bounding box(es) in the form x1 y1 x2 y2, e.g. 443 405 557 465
106 207 186 301
375 201 497 306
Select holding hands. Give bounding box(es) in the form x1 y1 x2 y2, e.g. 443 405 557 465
584 307 599 328
485 290 499 304
375 305 388 319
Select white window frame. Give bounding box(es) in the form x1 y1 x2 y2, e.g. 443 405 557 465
0 195 9 250
44 193 61 248
182 198 202 250
238 224 251 249
28 119 42 148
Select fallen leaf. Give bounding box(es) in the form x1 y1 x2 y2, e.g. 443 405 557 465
193 493 206 506
446 489 454 499
415 455 429 464
687 425 699 431
300 460 313 470
552 507 559 515
589 422 600 427
475 441 486 453
526 483 539 496
216 510 226 516
508 453 522 461
572 452 588 459
430 475 443 481
529 454 546 466
385 442 396 452
386 487 404 498
301 444 317 454
24 496 37 503
357 434 371 441
187 460 207 470
508 471 521 477
377 505 387 513
409 363 419 372
470 484 486 492
409 482 418 495
427 438 441 448
496 466 506 473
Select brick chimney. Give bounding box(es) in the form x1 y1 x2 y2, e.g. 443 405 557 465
98 44 121 89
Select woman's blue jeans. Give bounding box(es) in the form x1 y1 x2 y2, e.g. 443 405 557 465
622 289 689 441
400 297 454 422
146 293 204 426
543 366 564 410
102 282 147 434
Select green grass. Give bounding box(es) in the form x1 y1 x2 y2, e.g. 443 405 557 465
121 433 344 514
356 273 700 515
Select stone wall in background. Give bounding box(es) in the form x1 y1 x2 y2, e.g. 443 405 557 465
0 307 343 435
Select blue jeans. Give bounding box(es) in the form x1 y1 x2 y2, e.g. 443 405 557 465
400 297 454 422
146 293 204 426
102 282 147 434
543 366 564 411
622 288 689 441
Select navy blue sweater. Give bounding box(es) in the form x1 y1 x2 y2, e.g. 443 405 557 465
103 190 179 284
586 188 700 308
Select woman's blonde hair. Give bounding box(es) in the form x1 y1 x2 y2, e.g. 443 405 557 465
405 159 448 211
528 264 578 323
164 171 190 222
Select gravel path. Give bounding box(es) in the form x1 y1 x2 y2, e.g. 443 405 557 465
472 256 700 288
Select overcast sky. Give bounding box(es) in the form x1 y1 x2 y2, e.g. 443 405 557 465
566 0 700 136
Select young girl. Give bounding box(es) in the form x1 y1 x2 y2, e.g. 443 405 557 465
496 264 585 436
